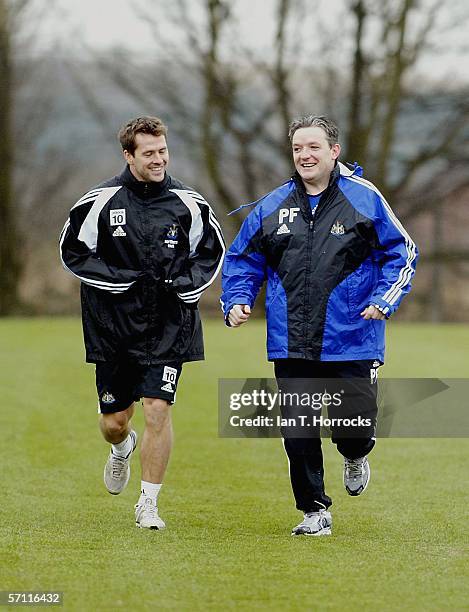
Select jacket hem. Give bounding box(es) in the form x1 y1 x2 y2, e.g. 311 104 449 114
86 353 205 364
267 350 384 362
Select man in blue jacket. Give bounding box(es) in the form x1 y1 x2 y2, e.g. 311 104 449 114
221 115 418 536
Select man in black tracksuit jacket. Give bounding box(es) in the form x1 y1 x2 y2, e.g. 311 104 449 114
60 116 225 530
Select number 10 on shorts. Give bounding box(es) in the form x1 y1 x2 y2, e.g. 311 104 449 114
163 366 177 384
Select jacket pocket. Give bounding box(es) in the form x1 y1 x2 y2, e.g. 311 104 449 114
265 273 280 308
172 300 194 352
346 261 374 315
81 286 113 330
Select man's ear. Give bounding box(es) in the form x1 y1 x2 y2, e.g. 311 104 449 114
123 149 133 165
331 143 341 160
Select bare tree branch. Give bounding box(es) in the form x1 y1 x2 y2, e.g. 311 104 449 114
63 57 116 147
345 0 368 162
375 0 413 191
404 0 439 66
393 99 469 197
272 0 293 160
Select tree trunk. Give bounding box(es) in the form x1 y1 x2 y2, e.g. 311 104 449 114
430 200 443 322
345 0 369 164
0 0 21 315
273 0 292 164
375 0 413 192
200 0 237 215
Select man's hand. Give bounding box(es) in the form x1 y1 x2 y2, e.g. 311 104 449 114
228 304 251 327
360 305 386 320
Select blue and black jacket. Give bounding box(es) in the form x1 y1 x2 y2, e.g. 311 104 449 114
221 162 418 362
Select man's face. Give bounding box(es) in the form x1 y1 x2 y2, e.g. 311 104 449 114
292 126 340 190
124 133 169 182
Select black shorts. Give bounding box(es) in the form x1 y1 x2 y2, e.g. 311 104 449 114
273 358 381 382
96 361 183 413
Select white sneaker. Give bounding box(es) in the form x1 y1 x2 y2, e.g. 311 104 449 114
291 509 332 536
103 430 138 495
135 498 166 530
344 456 370 496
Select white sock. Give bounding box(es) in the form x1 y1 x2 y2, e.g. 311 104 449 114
111 432 133 458
139 481 162 505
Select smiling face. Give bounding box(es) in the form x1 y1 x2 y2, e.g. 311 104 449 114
292 126 340 194
124 133 169 183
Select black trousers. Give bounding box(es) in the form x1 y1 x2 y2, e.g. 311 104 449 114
274 359 379 513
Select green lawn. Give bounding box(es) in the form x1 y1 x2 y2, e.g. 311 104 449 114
0 319 468 611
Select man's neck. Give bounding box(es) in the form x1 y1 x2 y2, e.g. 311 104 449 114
301 165 337 195
129 166 146 182
303 179 328 196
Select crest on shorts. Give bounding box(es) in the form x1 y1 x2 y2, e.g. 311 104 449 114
101 392 116 404
164 224 179 249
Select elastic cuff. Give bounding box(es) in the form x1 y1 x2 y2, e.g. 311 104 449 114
369 297 393 317
373 304 388 316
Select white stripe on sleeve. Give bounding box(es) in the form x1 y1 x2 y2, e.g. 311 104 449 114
78 186 123 251
346 175 417 306
169 189 225 301
169 189 204 255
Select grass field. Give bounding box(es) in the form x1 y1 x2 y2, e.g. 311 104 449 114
0 318 468 611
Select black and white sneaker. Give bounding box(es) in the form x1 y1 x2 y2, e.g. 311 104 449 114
135 498 166 530
291 509 332 536
344 456 370 496
103 430 138 495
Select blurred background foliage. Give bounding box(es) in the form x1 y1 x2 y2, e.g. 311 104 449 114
0 0 468 319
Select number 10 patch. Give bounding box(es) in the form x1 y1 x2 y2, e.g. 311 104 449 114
163 366 177 384
110 209 126 226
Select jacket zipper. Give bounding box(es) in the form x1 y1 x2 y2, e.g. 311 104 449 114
142 191 152 365
302 187 333 357
302 213 315 356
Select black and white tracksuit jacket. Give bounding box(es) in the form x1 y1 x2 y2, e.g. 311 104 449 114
60 166 225 364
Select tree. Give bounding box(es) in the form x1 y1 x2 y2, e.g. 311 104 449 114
64 0 469 320
0 0 21 314
345 0 469 203
0 0 76 315
69 0 304 233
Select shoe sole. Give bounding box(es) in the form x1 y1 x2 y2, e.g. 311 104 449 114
291 528 332 537
135 522 166 530
345 460 371 497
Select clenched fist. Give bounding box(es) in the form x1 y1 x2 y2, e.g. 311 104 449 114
228 304 251 327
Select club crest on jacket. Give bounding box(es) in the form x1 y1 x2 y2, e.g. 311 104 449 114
330 220 345 236
164 224 179 248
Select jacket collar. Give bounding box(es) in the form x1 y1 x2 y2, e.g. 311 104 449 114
291 162 341 222
119 165 170 198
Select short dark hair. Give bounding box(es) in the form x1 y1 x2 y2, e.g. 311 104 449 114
288 115 339 147
118 116 168 154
